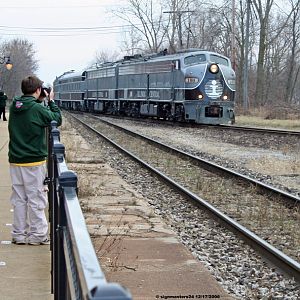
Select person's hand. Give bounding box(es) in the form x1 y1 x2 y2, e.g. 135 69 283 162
49 89 54 101
44 88 54 102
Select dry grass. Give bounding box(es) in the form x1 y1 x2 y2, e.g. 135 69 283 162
236 115 300 130
246 155 300 176
235 105 300 130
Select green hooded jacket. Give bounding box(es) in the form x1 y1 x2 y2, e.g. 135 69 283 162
8 95 62 163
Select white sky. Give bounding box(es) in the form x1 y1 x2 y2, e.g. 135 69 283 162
0 0 125 85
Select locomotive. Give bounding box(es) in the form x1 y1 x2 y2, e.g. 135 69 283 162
53 49 236 124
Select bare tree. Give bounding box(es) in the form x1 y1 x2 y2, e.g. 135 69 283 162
252 0 299 106
251 0 275 106
89 49 121 69
121 25 147 55
94 50 120 64
110 0 300 111
0 39 38 99
284 0 300 103
162 0 199 52
163 0 179 52
112 0 167 54
235 0 248 107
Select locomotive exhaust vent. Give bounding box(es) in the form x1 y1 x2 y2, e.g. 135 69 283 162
205 80 223 99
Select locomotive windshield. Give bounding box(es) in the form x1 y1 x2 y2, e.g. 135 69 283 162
209 55 229 66
184 54 206 65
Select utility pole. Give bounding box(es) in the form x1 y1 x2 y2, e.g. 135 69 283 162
231 0 236 70
242 0 251 111
163 10 194 50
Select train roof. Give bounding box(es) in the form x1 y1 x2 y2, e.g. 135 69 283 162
85 49 230 71
55 49 231 78
121 49 229 64
85 62 117 72
55 70 85 81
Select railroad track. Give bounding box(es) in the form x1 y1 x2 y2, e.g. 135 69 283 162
89 113 300 137
218 124 300 136
68 112 300 282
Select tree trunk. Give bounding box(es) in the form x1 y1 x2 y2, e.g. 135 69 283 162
284 4 299 103
255 26 267 106
252 0 274 107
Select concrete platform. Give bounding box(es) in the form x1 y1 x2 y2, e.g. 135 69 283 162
0 119 52 300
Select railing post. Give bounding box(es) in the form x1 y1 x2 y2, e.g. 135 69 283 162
59 170 78 188
90 283 132 300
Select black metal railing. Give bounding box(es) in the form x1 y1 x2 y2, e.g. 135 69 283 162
48 121 132 300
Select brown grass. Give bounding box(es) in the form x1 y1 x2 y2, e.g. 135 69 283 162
236 115 300 130
235 105 300 130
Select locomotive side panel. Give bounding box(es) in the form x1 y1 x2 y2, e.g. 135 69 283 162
118 60 176 118
85 67 117 112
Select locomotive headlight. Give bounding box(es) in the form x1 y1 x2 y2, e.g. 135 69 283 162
185 77 199 84
222 95 228 101
198 93 204 100
209 64 219 74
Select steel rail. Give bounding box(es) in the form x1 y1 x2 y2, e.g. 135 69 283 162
69 113 300 282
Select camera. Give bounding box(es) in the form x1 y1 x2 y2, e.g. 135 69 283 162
40 86 52 98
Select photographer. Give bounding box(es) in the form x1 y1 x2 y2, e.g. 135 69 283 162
0 90 8 121
8 75 62 245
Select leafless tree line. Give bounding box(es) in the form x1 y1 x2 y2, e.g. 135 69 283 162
0 38 38 100
1 1 299 112
110 0 300 111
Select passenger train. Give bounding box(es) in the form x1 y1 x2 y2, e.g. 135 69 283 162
53 49 236 124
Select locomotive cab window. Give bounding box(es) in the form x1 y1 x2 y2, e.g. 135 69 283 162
184 54 206 66
209 55 229 66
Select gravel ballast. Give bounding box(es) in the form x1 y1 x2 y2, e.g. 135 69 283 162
62 114 300 299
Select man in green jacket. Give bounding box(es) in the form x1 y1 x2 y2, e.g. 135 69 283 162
8 75 62 245
0 90 8 121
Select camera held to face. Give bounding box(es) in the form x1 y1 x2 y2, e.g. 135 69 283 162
40 86 52 98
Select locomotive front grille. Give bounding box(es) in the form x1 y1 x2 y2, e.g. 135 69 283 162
205 80 223 99
205 106 223 118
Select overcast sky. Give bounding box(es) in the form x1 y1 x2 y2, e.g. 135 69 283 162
0 0 125 85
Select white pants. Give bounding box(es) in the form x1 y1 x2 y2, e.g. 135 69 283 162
10 164 48 242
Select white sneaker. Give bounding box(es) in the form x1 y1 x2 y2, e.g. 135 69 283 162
28 238 50 246
12 238 26 245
